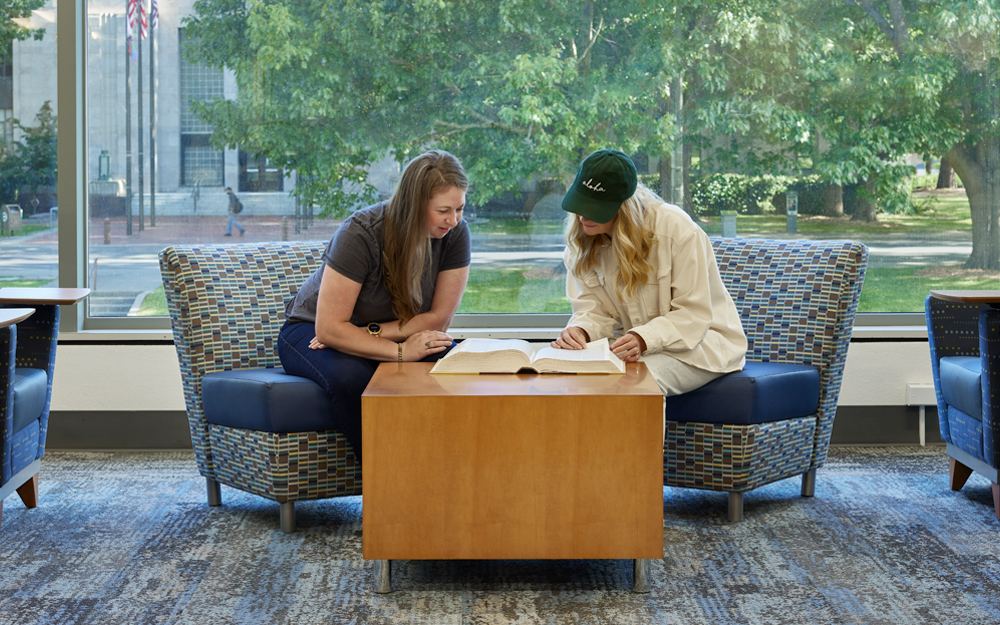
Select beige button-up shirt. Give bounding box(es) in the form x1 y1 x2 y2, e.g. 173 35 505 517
565 199 747 373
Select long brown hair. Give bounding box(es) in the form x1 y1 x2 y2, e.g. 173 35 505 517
565 183 657 300
382 150 467 326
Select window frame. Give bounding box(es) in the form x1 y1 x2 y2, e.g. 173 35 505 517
56 0 925 338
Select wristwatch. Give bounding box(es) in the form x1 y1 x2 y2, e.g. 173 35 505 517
366 322 382 337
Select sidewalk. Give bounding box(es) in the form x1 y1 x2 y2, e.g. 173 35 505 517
26 214 344 247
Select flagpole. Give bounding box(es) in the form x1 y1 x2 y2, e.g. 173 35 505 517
125 7 132 236
137 12 144 233
149 1 156 228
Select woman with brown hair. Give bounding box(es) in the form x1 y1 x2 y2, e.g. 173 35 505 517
278 150 470 463
553 148 747 397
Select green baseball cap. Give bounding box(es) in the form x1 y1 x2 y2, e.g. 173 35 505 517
561 149 638 224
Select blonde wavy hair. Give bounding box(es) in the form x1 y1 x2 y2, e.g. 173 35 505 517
565 183 658 300
382 150 467 326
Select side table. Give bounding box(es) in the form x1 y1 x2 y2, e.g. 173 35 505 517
362 362 664 593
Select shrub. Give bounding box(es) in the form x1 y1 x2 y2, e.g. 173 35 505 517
691 173 791 216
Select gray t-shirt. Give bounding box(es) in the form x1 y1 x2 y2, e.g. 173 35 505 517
285 201 471 326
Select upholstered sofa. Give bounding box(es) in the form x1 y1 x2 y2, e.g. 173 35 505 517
663 238 869 520
160 242 362 533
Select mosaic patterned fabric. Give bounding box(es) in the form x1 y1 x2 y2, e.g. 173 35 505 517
0 305 57 485
159 242 362 503
664 416 815 492
925 297 999 469
209 425 361 501
3 447 1000 624
0 324 14 484
664 239 867 495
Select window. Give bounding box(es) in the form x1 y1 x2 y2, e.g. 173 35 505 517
0 6 57 289
54 2 1000 330
238 152 283 193
179 29 223 187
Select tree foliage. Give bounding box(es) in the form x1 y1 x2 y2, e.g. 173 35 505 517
183 0 1000 267
0 101 57 207
184 0 812 215
0 0 46 64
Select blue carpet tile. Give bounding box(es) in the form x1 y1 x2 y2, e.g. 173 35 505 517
0 446 998 624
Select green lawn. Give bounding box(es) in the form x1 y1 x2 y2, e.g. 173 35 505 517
2 224 50 237
457 269 569 314
858 267 999 313
700 191 971 236
0 278 50 288
136 286 167 316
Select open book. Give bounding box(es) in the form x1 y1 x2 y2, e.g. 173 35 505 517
430 338 625 375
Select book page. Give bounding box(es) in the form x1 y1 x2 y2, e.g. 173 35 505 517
532 338 612 363
447 338 536 357
531 338 625 374
429 338 537 374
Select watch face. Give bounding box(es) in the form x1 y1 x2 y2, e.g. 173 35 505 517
367 322 381 335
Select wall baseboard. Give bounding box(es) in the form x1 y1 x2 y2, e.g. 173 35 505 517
45 406 943 450
47 411 192 450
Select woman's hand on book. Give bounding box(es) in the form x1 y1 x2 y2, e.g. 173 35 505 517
402 330 453 361
551 326 590 350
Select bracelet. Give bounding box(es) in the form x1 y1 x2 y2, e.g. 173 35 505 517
398 342 403 363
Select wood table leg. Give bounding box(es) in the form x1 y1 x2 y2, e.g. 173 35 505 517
949 457 973 491
15 474 38 508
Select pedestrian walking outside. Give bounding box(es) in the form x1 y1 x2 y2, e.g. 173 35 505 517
225 187 246 237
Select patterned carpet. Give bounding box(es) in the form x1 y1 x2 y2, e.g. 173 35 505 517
0 446 998 625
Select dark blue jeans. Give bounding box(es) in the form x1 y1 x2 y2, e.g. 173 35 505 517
277 320 452 464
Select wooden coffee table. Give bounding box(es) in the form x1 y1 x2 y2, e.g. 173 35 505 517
361 361 664 593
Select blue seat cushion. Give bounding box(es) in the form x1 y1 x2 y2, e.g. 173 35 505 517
663 361 820 425
939 356 982 420
202 368 333 433
12 368 48 434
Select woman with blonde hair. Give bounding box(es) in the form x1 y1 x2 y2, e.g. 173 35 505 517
552 148 747 396
279 150 471 463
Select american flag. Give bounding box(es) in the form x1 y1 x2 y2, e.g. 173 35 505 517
126 0 137 60
150 0 159 31
139 0 148 40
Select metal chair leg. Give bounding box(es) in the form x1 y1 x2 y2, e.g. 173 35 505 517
727 491 744 522
801 468 817 497
632 559 651 593
374 560 392 593
206 477 222 506
279 501 296 533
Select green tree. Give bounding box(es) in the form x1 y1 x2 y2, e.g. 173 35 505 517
0 101 58 206
0 0 46 65
183 0 811 216
828 0 999 267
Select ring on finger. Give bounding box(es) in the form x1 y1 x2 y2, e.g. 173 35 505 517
425 341 431 348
